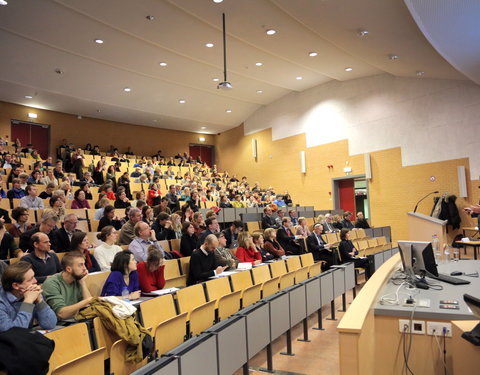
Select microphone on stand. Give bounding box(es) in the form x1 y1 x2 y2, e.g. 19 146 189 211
413 191 439 213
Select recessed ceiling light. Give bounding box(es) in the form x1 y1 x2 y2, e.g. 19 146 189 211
357 30 369 37
266 29 276 36
416 71 425 76
226 109 232 113
179 99 186 104
213 0 223 3
199 136 206 142
205 43 214 48
256 90 263 94
389 54 399 60
94 39 104 44
308 52 318 57
24 95 33 99
27 113 37 119
0 1 8 6
153 119 158 122
296 76 303 80
159 62 167 67
345 67 353 72
212 77 220 82
146 15 155 20
201 126 207 130
123 87 131 92
255 62 263 66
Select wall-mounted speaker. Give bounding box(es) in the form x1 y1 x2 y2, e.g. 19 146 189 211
364 153 372 179
457 165 468 197
252 139 257 158
300 150 306 173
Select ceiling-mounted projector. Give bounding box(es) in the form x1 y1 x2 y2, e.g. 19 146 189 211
217 81 232 90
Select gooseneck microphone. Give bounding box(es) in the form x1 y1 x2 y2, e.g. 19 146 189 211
413 191 439 213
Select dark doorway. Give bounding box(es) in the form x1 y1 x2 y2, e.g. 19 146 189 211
332 175 370 219
11 120 50 158
189 144 214 167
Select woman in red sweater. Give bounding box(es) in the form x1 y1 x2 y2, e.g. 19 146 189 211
235 232 262 265
147 183 161 206
137 245 166 292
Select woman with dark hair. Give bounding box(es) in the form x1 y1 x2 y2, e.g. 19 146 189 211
117 172 131 199
142 205 154 226
181 203 194 223
101 184 116 201
8 207 33 238
187 191 200 212
69 232 100 273
71 189 91 209
114 188 131 209
101 250 141 300
338 228 371 278
180 221 198 257
98 205 123 231
252 233 274 262
93 226 122 271
79 182 93 200
93 161 105 185
137 245 165 292
106 165 117 191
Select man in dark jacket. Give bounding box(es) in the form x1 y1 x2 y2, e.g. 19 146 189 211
276 217 303 255
306 224 335 269
354 212 370 229
53 214 81 252
19 213 58 253
222 220 243 248
261 207 279 230
187 234 226 285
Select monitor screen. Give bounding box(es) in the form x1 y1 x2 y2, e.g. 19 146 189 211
398 240 438 277
397 241 416 279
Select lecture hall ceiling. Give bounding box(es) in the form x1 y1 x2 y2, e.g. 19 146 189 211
0 0 466 134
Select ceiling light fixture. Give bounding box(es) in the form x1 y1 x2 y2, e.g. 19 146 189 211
201 126 207 130
266 29 276 35
199 137 206 142
255 62 263 66
308 52 318 57
226 109 232 113
416 71 425 76
345 67 353 72
205 43 214 48
217 13 233 90
296 76 303 80
256 90 263 94
123 87 131 92
212 78 220 82
213 0 223 3
0 1 8 5
159 62 167 67
94 39 104 44
27 113 37 119
357 29 369 37
179 99 186 104
389 54 399 60
24 95 33 99
146 15 154 20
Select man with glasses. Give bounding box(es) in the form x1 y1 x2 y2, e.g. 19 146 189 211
19 212 59 253
53 214 81 253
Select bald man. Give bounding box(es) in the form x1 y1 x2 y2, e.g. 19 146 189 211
187 234 227 285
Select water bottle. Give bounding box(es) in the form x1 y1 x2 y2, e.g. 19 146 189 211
444 245 451 263
453 246 460 262
121 287 130 302
432 235 441 264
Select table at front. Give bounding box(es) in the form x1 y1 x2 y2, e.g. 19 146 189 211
462 226 479 238
455 240 480 260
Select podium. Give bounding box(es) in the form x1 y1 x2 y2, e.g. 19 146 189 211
407 211 447 246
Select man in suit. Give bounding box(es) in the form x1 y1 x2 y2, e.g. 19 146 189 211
261 207 279 230
197 217 219 246
53 214 81 253
187 234 227 285
341 211 355 229
222 220 243 248
276 217 303 255
323 214 337 233
307 223 335 270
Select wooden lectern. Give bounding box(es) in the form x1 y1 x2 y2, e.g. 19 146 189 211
407 212 448 246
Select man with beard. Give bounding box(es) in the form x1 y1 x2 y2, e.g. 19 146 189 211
42 251 92 319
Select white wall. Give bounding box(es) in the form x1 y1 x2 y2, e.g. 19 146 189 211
245 74 480 179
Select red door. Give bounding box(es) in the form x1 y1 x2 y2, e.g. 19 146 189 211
189 145 214 167
11 120 50 158
338 179 356 214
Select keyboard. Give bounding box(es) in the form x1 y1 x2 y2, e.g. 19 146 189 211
431 273 471 285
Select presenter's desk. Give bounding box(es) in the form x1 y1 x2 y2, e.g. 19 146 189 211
338 255 480 375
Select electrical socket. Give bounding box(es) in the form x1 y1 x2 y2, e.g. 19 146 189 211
398 319 426 334
426 322 452 337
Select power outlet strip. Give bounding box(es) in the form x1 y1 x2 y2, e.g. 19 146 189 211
399 319 426 334
426 322 452 337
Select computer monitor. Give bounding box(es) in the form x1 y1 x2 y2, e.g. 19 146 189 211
410 241 438 277
397 241 416 280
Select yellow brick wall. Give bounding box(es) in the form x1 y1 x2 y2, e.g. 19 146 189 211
216 124 480 243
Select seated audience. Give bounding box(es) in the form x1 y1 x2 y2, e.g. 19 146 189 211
197 217 219 245
41 169 58 186
214 232 239 269
341 212 355 229
187 191 200 212
128 221 172 262
142 205 154 226
94 197 110 220
27 170 43 185
8 207 33 239
354 211 370 229
101 250 140 300
151 212 175 241
98 205 123 231
19 185 44 209
19 212 58 253
165 184 180 212
71 189 91 209
277 217 304 255
93 226 122 271
235 232 262 265
42 251 92 319
332 215 344 230
7 178 26 200
295 217 311 237
39 182 56 199
114 189 131 209
252 233 274 262
338 228 371 278
288 209 299 226
170 213 182 239
22 233 61 283
0 197 11 224
191 212 205 234
323 214 337 233
187 234 226 285
53 214 81 253
180 222 198 257
0 220 18 260
69 232 100 273
147 183 161 207
137 246 166 292
0 262 57 332
263 228 286 258
275 210 285 227
118 208 142 246
306 224 335 270
219 195 232 208
261 207 279 229
223 220 243 248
